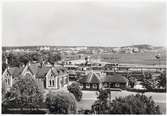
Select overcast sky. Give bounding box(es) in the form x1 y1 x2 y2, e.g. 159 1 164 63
2 1 166 47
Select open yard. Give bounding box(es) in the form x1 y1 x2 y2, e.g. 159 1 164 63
78 90 166 114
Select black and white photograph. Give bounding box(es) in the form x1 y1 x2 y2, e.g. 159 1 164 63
1 0 166 114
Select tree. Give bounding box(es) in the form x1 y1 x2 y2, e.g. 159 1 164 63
2 74 43 112
91 89 111 114
2 53 7 73
157 71 166 89
67 82 82 101
2 62 7 73
144 72 152 79
110 94 161 114
48 52 61 65
45 91 77 114
30 52 42 62
7 53 20 67
19 54 31 65
140 79 156 90
128 76 136 88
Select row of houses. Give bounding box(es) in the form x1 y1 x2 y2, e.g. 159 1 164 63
2 63 69 92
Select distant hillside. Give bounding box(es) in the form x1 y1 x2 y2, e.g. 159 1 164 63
122 44 165 50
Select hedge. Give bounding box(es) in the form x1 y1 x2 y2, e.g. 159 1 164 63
126 87 166 93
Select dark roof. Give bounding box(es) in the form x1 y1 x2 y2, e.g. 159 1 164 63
51 66 67 76
79 71 101 84
78 75 88 83
28 63 41 75
102 74 128 83
88 73 101 83
8 67 24 78
36 66 51 78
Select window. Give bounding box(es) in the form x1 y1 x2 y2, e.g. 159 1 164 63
93 84 97 88
103 83 108 88
80 84 83 89
8 79 10 85
86 83 89 88
49 80 52 86
52 80 54 86
115 83 120 87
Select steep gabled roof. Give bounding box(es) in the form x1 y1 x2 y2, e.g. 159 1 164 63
28 63 41 75
78 71 101 84
87 72 101 84
8 67 18 75
51 66 67 76
7 67 24 78
102 74 128 83
36 66 51 79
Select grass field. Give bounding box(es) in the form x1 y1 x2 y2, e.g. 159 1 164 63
100 51 166 65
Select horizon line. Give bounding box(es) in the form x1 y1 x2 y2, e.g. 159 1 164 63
2 44 166 48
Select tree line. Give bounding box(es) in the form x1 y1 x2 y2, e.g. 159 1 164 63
2 51 62 72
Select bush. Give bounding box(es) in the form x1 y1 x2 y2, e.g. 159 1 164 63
111 94 161 114
67 82 82 101
45 91 77 114
78 109 92 114
157 71 166 89
126 87 166 93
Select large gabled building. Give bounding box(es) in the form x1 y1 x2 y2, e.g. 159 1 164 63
2 62 69 92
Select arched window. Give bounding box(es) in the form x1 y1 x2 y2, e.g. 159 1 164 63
8 79 10 85
49 80 52 86
52 80 54 86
